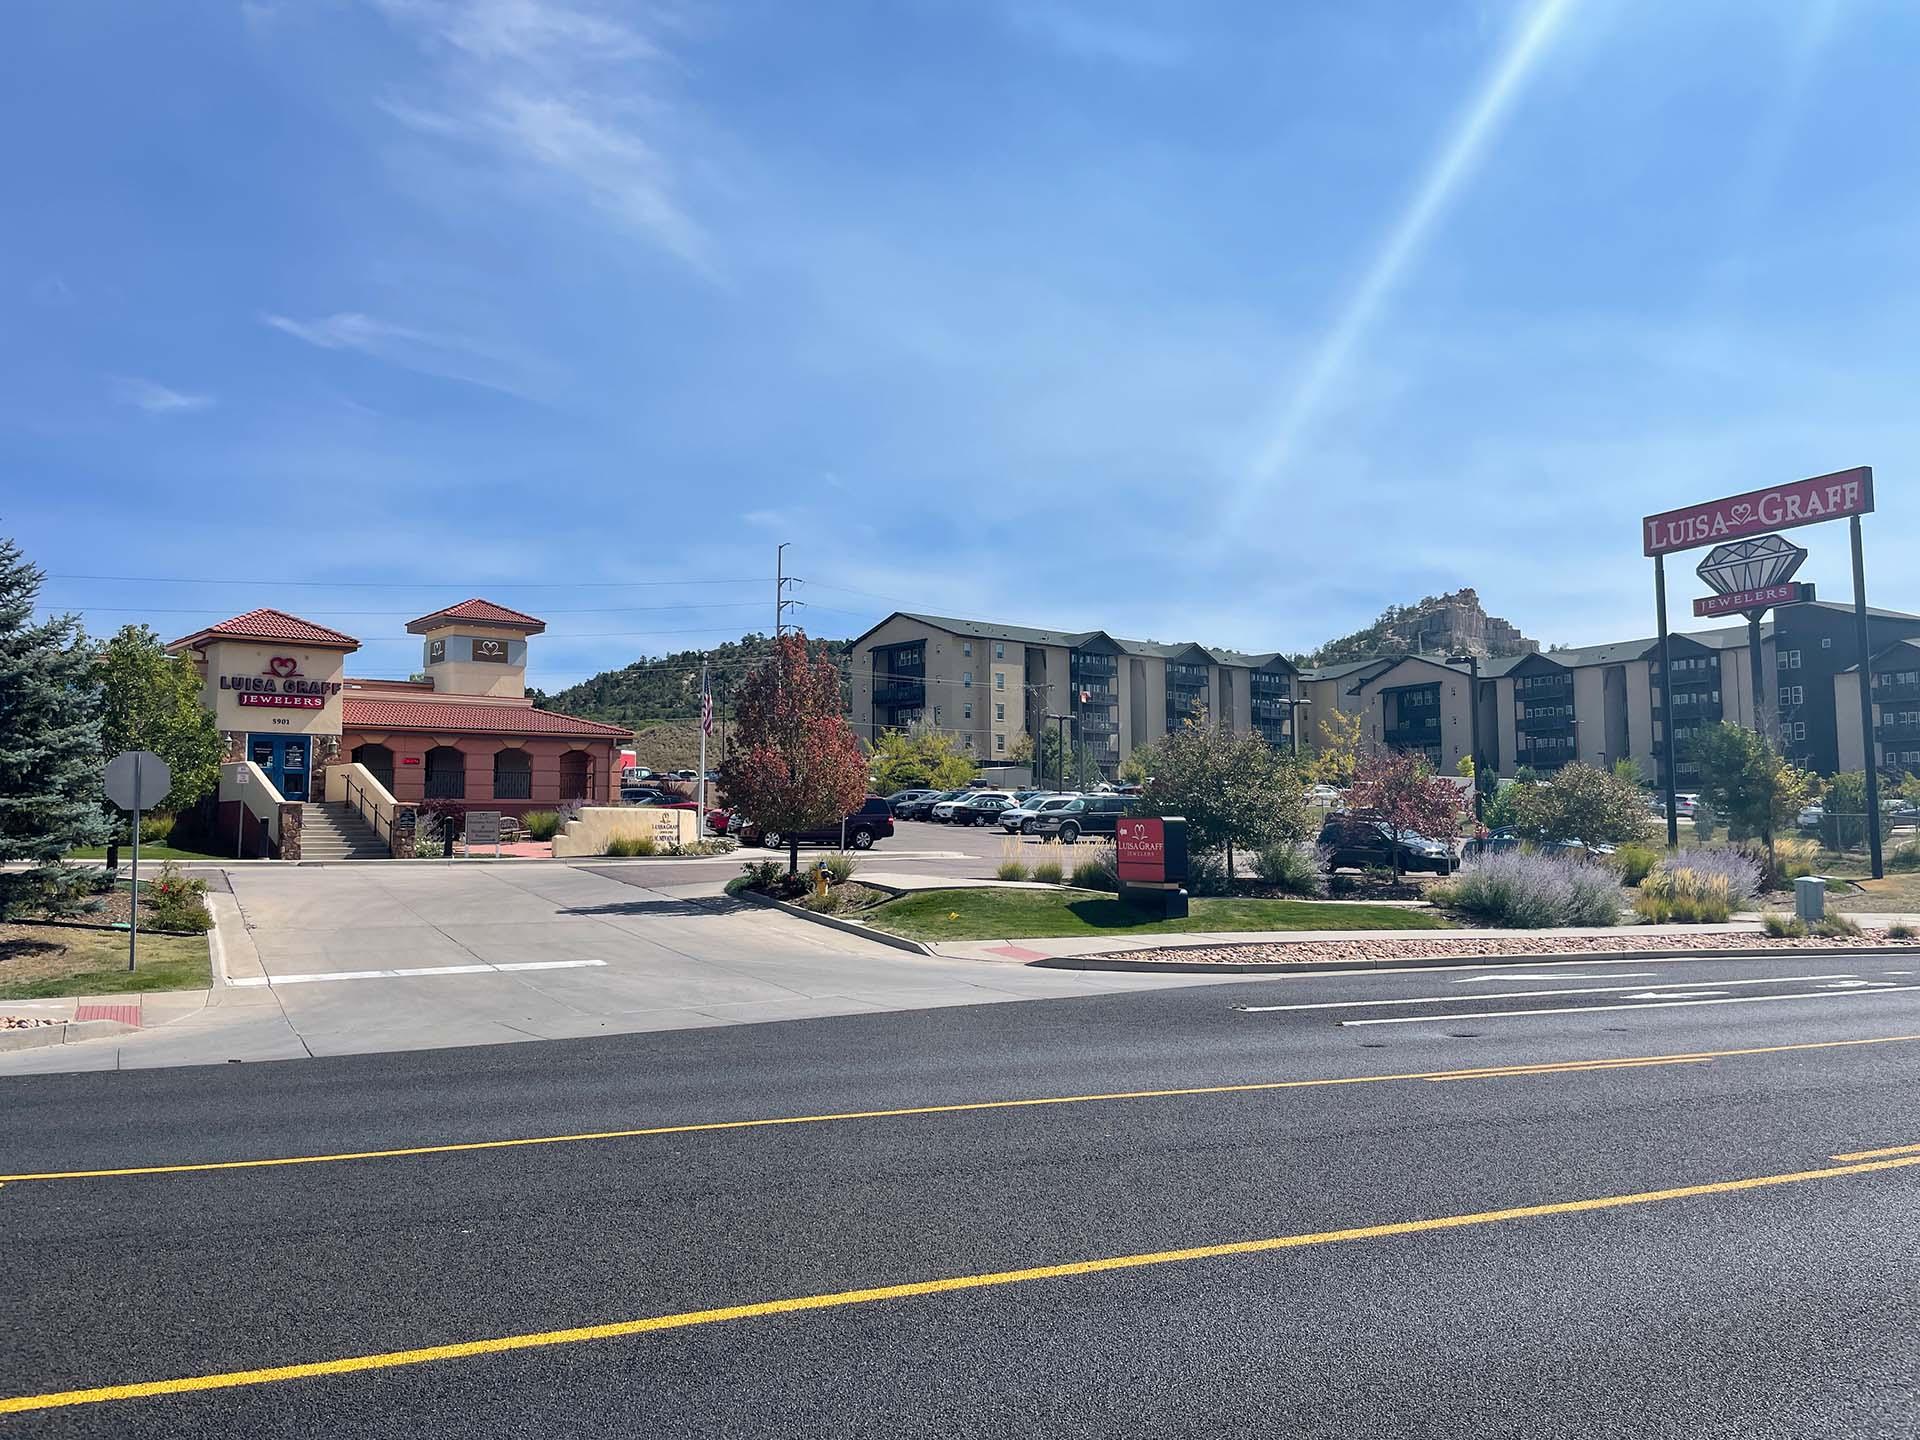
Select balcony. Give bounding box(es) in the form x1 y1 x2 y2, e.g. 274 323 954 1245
1251 700 1293 721
1876 723 1920 744
1519 749 1572 772
1666 668 1718 689
1384 722 1440 748
1873 680 1920 703
1166 663 1210 685
1515 709 1575 733
1077 715 1118 737
872 683 925 708
1070 653 1117 677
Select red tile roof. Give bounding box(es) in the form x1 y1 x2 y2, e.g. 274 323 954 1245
342 697 630 738
167 608 360 651
405 598 546 634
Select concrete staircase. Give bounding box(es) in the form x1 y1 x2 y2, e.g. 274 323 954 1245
298 802 389 861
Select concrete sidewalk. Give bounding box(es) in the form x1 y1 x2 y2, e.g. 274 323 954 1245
0 865 1296 1076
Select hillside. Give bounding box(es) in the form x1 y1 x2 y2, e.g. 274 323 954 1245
533 633 851 763
1300 588 1538 667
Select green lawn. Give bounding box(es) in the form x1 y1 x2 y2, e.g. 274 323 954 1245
862 888 1448 941
0 926 211 1000
66 844 226 863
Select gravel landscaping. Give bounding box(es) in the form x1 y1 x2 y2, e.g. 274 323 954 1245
1101 928 1920 967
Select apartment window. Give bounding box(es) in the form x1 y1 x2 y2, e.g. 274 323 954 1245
963 641 972 657
963 702 972 720
995 733 1005 753
964 735 974 750
1822 638 1833 649
1778 649 1801 670
995 672 1005 690
1780 685 1804 706
1790 721 1807 741
995 703 1005 721
994 642 1005 660
963 671 972 688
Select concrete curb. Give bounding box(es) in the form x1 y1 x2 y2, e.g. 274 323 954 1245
1031 943 1920 975
733 890 935 955
0 1019 140 1053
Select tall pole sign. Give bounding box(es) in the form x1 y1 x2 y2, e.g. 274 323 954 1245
1642 466 1881 876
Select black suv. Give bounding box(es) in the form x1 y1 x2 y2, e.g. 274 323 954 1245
743 796 896 851
895 789 964 821
1317 812 1456 874
1029 793 1134 843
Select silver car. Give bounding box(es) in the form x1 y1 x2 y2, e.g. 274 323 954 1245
1000 793 1079 835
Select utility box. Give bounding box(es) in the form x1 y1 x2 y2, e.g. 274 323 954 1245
1794 876 1826 922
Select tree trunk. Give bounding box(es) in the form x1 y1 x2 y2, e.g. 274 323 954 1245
789 835 800 878
1225 838 1234 896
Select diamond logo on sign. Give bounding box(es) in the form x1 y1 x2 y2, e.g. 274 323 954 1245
1694 534 1807 596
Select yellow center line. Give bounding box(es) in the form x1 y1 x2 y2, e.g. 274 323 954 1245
5 1031 1919 1187
5 1147 1918 1416
1831 1141 1920 1161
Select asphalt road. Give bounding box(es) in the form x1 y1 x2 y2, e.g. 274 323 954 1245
5 950 1920 1437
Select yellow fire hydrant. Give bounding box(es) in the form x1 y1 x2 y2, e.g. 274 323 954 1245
814 859 831 898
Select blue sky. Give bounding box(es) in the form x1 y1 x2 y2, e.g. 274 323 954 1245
6 0 1918 692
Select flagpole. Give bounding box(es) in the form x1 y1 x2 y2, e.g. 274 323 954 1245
698 655 709 829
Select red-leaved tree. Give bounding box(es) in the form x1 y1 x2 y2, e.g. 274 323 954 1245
1347 750 1463 875
719 632 869 875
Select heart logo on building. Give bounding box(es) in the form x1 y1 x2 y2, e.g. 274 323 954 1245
267 656 300 678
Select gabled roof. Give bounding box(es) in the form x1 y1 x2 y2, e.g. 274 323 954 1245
406 598 546 635
341 697 628 738
167 608 360 652
1298 657 1400 683
1839 638 1920 675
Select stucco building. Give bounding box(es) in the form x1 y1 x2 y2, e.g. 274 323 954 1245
167 599 630 856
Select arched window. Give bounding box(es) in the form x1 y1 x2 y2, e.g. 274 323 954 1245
558 750 591 802
493 747 532 800
351 744 395 792
425 746 466 799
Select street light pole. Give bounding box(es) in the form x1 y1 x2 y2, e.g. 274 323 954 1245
1284 695 1312 760
1448 652 1484 824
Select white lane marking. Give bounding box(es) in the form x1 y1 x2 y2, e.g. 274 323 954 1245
1337 985 1920 1026
1621 991 1727 1000
1453 972 1654 983
227 960 608 989
1236 974 1856 1014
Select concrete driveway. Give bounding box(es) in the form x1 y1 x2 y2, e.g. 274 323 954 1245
0 862 1259 1073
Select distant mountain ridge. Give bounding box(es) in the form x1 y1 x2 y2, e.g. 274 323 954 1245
1300 588 1539 667
531 633 850 736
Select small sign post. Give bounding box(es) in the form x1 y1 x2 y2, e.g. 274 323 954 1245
104 750 171 973
465 810 503 858
234 763 248 859
1116 816 1189 919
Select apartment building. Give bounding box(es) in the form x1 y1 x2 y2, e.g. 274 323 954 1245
849 613 1302 777
852 601 1920 784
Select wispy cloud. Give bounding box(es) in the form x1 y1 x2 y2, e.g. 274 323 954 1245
261 310 536 397
112 377 215 414
1005 4 1186 68
368 0 711 272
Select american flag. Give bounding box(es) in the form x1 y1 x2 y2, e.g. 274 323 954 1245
700 679 714 737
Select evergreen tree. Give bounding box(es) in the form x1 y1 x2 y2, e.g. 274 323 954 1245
0 539 107 918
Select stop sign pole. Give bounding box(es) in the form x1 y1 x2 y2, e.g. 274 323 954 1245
104 750 171 972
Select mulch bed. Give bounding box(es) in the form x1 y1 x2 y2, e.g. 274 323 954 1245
1103 929 1920 967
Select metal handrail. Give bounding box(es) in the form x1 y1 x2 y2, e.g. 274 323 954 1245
343 769 392 845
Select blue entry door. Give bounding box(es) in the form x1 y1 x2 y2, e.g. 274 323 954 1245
247 734 310 802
